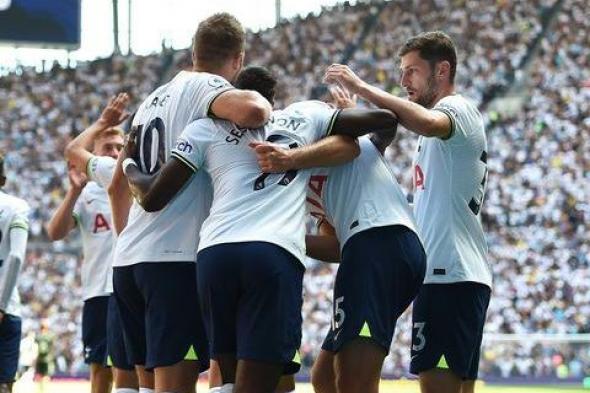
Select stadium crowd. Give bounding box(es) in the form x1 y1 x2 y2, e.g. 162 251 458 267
0 0 588 380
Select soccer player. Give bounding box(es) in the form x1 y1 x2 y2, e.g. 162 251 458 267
255 86 426 393
46 94 138 393
0 153 30 393
109 13 272 393
55 93 144 393
122 66 398 393
324 31 491 393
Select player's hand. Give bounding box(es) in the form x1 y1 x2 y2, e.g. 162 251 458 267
329 85 357 109
249 142 294 173
324 64 365 95
98 93 131 128
68 166 88 191
122 126 139 161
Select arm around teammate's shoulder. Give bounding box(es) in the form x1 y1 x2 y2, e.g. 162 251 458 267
355 83 451 138
209 89 272 128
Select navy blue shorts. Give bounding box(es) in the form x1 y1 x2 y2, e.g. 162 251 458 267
410 282 491 380
82 295 109 365
197 242 305 375
106 295 134 371
0 314 22 383
113 262 209 371
321 225 426 353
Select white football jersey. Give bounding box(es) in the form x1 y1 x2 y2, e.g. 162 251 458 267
0 191 29 317
171 100 339 262
307 136 418 249
412 94 491 287
73 182 114 300
113 71 230 267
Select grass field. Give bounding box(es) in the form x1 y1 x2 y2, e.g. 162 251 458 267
13 379 589 393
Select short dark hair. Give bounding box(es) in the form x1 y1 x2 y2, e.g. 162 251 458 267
193 13 245 69
398 31 457 83
235 66 277 105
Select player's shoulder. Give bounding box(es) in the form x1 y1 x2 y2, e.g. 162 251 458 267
175 70 232 91
435 94 480 118
284 100 332 116
0 192 30 214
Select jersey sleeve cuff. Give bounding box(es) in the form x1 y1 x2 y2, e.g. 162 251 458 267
325 109 342 136
205 87 236 119
86 156 97 179
433 107 456 140
171 151 198 173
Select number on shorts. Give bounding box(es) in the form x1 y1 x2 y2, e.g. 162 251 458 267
332 296 346 331
412 322 426 351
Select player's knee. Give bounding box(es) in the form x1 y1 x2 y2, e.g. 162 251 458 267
311 365 334 393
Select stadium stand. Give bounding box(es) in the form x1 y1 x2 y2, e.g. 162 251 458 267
0 0 588 380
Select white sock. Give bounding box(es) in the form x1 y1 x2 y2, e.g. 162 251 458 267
139 389 155 393
115 389 139 393
220 383 234 393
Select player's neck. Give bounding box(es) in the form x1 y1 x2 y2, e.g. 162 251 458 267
192 65 232 83
428 85 455 109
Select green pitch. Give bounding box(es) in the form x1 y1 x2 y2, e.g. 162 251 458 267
14 379 588 393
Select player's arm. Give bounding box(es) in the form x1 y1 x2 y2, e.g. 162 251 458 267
251 135 360 173
250 109 396 173
324 64 451 138
209 90 272 128
45 168 87 240
64 93 130 174
107 152 134 234
0 214 29 323
124 158 193 213
305 219 341 263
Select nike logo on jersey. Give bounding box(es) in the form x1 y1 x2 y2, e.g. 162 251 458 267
86 199 95 205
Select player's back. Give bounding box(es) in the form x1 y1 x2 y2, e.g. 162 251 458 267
0 191 29 316
173 100 339 263
114 71 231 267
307 136 417 248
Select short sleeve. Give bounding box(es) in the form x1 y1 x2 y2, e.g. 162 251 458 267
187 73 235 120
9 204 30 232
72 198 82 226
288 101 340 144
170 120 210 172
87 156 116 188
432 95 480 142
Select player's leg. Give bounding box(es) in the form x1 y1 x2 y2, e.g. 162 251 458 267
411 283 491 393
113 266 154 392
89 363 113 393
137 262 208 393
275 374 295 393
82 296 112 393
234 242 305 393
461 380 476 393
197 245 241 389
0 314 22 393
331 226 426 393
208 360 223 389
107 295 140 392
311 350 336 393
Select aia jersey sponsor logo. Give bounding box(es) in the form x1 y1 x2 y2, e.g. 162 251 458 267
307 175 328 220
93 213 111 234
414 164 425 191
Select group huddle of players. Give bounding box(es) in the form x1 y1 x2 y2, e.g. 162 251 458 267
0 11 491 393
